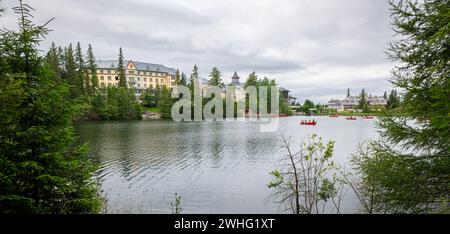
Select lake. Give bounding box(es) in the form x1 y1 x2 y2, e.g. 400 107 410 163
76 116 380 214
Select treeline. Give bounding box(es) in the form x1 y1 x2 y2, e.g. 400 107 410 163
157 65 293 119
46 43 142 120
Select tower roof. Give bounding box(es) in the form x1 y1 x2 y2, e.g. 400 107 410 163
231 71 241 86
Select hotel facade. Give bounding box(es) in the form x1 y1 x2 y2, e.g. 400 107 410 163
95 60 177 95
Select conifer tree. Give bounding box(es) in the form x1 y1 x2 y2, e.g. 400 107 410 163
208 67 223 87
64 44 80 99
0 0 101 214
174 69 181 86
86 44 98 95
75 42 85 95
244 71 258 88
354 0 450 213
117 47 127 88
180 72 187 86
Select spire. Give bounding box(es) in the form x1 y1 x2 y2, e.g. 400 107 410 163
231 71 240 86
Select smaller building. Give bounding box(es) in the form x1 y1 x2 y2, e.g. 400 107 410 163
327 99 344 111
340 95 387 109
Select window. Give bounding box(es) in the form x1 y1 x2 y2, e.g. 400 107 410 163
100 82 105 87
115 76 119 81
156 79 159 83
108 83 112 87
138 84 141 88
107 70 111 74
149 84 153 89
100 76 104 80
102 70 105 73
129 71 135 75
108 76 111 81
137 77 140 81
144 84 147 88
161 79 164 83
150 78 153 82
144 78 147 82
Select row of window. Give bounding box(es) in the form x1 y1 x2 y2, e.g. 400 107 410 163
100 82 167 89
97 69 166 76
99 76 166 83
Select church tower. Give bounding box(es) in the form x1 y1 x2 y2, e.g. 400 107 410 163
231 71 241 86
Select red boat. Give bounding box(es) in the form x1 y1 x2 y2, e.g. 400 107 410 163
346 117 357 120
300 120 317 126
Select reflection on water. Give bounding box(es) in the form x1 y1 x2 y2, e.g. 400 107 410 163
76 116 379 213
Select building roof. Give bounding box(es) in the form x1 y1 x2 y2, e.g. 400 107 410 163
96 60 177 75
231 71 241 86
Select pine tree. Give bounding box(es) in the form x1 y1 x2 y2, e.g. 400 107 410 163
75 42 85 96
117 47 126 88
189 65 199 90
174 69 181 86
46 42 60 78
244 71 258 88
347 88 351 98
353 0 450 213
208 67 222 87
180 72 187 86
0 0 101 214
358 89 367 110
64 44 80 99
86 44 98 95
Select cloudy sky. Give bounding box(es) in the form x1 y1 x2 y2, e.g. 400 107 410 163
1 0 396 103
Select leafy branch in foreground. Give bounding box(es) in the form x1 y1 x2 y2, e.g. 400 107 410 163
268 134 348 214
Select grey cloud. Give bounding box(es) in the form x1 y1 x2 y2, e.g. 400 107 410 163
1 0 395 103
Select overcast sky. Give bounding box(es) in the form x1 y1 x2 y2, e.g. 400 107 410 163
1 0 396 103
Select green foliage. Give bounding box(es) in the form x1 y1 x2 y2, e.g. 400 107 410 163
89 87 142 120
117 47 126 88
0 0 102 214
268 135 345 214
208 67 223 87
140 88 159 108
170 193 182 214
159 86 174 119
299 99 315 113
244 71 258 88
174 69 181 86
353 0 450 213
387 89 400 109
86 44 98 96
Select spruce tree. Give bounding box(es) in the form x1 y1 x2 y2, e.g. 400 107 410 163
0 0 101 214
353 0 450 213
117 47 127 88
75 42 85 96
208 67 223 87
46 42 60 78
86 44 98 95
358 89 367 110
174 69 181 86
189 65 199 90
64 44 80 99
180 72 187 86
244 71 258 88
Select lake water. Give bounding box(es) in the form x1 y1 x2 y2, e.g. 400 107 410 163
76 116 380 214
